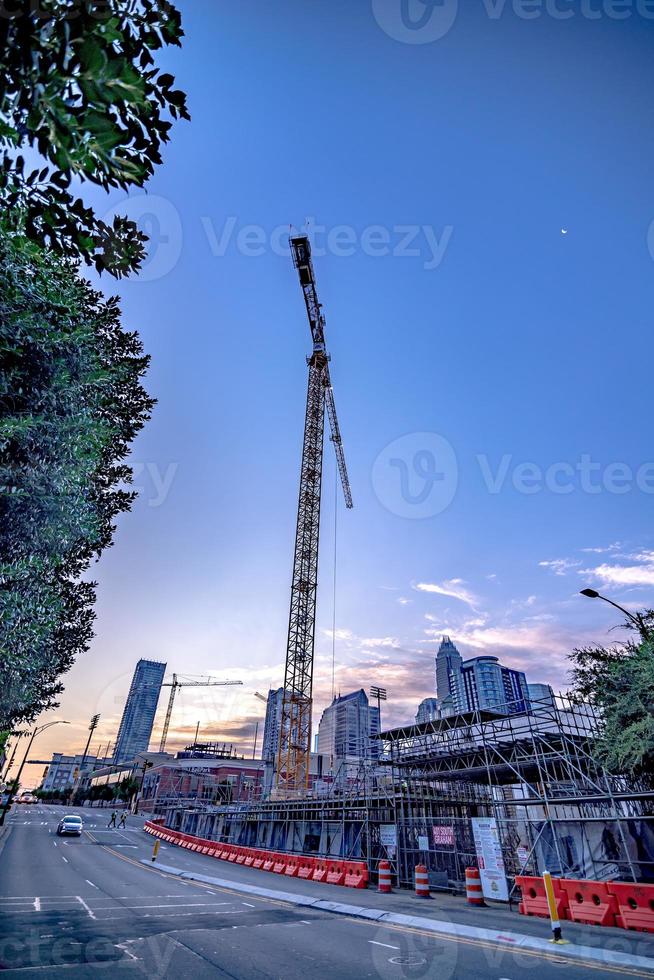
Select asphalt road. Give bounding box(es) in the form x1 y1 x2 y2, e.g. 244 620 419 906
0 804 649 979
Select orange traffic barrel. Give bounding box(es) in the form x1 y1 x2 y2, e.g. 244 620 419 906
465 867 486 906
378 860 392 894
414 864 430 898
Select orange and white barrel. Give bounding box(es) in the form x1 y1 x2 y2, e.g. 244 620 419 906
465 866 486 906
414 864 430 898
378 860 392 894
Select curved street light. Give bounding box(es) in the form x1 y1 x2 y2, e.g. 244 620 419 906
0 720 70 827
580 588 649 638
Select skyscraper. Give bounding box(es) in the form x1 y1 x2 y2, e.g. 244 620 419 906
262 687 285 763
459 655 529 714
528 682 556 708
317 689 380 764
415 697 440 725
113 659 166 762
435 635 464 711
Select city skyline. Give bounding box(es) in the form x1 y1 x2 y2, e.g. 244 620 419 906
18 0 654 781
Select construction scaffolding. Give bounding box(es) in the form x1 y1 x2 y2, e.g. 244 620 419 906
153 695 654 889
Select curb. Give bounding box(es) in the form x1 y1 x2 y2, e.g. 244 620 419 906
143 861 654 975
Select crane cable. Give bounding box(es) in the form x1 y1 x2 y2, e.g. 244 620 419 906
331 462 338 702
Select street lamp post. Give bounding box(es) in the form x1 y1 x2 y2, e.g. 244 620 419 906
580 589 650 639
0 721 70 827
0 734 24 783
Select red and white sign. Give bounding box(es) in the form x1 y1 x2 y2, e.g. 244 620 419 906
432 825 455 847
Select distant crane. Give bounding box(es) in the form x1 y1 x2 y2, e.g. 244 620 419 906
275 235 353 797
158 675 243 753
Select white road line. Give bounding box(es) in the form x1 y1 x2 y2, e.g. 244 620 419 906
368 940 400 950
61 856 68 864
75 895 96 920
92 910 243 921
85 879 98 889
242 902 256 908
103 902 233 910
115 943 139 962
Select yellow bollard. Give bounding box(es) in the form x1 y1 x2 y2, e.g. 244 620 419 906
543 870 568 944
152 839 160 863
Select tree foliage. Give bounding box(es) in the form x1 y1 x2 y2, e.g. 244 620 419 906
0 0 189 276
569 613 654 787
0 229 155 729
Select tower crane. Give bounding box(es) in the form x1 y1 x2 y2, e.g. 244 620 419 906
158 675 243 753
275 235 353 796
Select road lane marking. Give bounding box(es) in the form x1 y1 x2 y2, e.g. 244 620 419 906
242 902 256 907
61 857 68 863
349 919 650 978
115 943 139 962
369 940 400 950
75 895 96 920
94 840 645 977
84 879 98 889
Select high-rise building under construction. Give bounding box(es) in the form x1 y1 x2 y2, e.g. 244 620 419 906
113 659 166 762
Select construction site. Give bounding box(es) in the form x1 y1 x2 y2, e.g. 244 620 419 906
146 236 654 894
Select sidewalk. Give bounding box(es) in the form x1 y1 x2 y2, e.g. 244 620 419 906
138 837 654 974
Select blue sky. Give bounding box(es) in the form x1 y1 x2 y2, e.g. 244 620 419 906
30 0 654 778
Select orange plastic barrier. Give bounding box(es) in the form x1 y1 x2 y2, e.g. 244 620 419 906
326 862 345 886
344 862 368 889
145 823 370 891
516 875 568 920
608 882 654 934
297 857 315 879
312 860 328 882
560 879 619 927
284 856 300 877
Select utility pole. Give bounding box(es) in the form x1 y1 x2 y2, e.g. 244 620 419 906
69 713 100 804
80 714 100 771
370 687 387 741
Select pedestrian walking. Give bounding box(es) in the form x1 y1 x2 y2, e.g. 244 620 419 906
118 811 127 829
108 810 117 828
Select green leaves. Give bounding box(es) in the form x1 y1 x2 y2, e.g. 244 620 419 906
0 0 189 277
569 620 654 787
0 229 156 729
